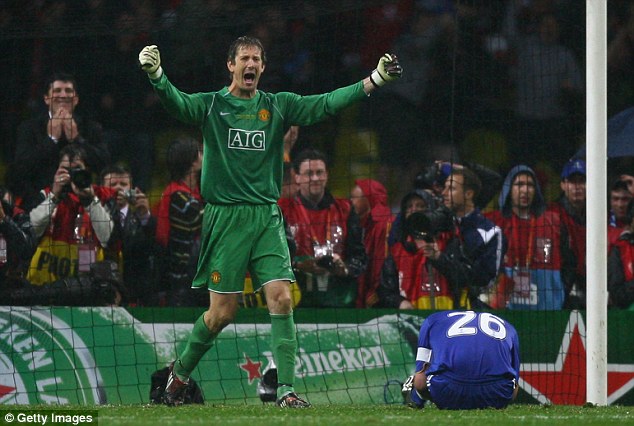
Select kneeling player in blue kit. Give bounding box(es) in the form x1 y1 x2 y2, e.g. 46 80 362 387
402 310 520 410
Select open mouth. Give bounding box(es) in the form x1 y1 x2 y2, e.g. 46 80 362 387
244 72 256 85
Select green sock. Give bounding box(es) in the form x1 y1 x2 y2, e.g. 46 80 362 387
270 312 297 398
174 313 217 381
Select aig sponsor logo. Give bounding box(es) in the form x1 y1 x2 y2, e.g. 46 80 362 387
228 129 265 151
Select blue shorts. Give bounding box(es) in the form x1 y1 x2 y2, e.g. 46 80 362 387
427 374 516 410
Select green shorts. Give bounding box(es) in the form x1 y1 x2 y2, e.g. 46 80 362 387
192 203 295 293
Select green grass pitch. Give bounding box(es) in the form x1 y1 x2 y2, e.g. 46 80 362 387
5 404 632 426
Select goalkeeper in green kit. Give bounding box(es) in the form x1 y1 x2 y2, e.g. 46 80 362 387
139 36 402 408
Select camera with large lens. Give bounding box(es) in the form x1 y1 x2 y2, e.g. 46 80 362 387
315 254 334 269
414 162 452 190
68 167 92 190
405 207 454 242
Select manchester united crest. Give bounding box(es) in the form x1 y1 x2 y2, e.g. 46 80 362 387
258 109 270 122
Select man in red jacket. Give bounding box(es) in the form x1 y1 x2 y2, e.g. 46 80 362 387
154 136 204 307
350 178 393 307
27 144 118 303
608 199 634 309
547 158 586 308
486 165 570 310
279 148 367 308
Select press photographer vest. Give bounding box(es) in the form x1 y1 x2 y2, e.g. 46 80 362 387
389 239 469 310
487 210 565 310
280 194 351 259
613 238 634 282
27 188 113 285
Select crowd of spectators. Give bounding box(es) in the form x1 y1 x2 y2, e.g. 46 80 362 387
0 1 633 309
0 1 594 178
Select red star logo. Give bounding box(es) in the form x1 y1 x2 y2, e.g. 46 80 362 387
239 353 262 384
0 385 15 400
519 311 634 405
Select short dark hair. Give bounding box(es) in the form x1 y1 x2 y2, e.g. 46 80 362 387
292 148 328 174
450 167 482 197
44 72 78 95
227 36 267 64
100 164 131 185
167 136 201 181
59 144 88 166
611 179 629 193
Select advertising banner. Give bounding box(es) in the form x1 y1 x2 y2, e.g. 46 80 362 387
1 307 633 406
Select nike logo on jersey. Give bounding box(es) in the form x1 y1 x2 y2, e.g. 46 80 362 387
219 111 231 116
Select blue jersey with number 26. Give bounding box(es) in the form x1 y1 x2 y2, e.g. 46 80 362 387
415 310 520 383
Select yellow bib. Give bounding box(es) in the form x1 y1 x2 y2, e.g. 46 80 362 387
412 289 470 310
27 236 104 285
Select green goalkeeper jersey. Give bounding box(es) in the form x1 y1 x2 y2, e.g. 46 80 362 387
151 74 367 204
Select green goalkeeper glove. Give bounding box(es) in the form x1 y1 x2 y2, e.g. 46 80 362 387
138 45 163 80
370 53 403 88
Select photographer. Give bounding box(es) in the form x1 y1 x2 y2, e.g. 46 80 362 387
430 168 505 307
279 149 367 308
388 160 502 249
377 208 456 310
387 188 438 247
101 164 156 306
379 168 504 309
24 144 121 305
414 160 503 210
